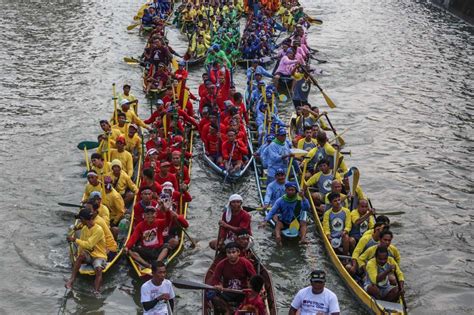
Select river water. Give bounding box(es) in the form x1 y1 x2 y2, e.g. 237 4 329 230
0 0 472 314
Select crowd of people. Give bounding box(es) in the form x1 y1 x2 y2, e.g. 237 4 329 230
63 0 405 313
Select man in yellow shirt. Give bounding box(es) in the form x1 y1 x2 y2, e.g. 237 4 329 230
110 159 138 206
112 112 129 135
82 170 102 202
90 153 111 182
110 136 134 177
304 131 348 176
102 176 125 227
120 99 149 129
89 191 110 225
83 200 118 260
119 84 139 113
303 159 342 216
347 221 388 275
357 229 401 269
124 124 142 164
65 208 107 293
364 246 404 302
323 192 353 255
297 126 318 152
97 119 122 155
349 199 375 242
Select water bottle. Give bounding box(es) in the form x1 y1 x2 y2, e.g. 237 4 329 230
118 214 131 241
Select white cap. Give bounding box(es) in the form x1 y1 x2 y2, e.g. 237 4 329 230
120 99 130 106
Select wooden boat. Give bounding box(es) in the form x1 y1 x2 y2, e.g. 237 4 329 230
128 128 195 277
244 87 301 239
202 251 277 314
288 115 405 314
201 133 254 183
68 134 143 276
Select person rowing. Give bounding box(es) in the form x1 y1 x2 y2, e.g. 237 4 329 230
235 229 253 260
110 136 134 177
347 218 390 276
349 199 375 243
65 208 107 294
102 176 125 228
82 170 102 202
209 194 252 251
124 205 174 268
110 159 138 205
236 274 267 315
302 159 342 215
364 246 405 302
289 270 341 315
264 128 293 185
322 192 353 255
208 242 257 314
262 168 287 210
357 229 401 272
260 181 310 245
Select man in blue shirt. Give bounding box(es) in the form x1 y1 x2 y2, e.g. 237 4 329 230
261 182 310 245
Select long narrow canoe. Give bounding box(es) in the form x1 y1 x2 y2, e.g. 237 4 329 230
202 251 277 314
68 131 143 276
128 128 194 277
288 116 404 314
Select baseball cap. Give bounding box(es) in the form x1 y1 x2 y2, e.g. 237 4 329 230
89 191 102 200
310 270 326 282
275 168 286 175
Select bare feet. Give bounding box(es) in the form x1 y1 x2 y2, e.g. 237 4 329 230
275 236 282 246
65 279 73 289
299 238 309 245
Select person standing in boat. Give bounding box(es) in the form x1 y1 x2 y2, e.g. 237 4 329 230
209 194 252 251
261 182 310 245
141 261 175 315
289 270 340 315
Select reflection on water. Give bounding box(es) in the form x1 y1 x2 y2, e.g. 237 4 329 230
0 0 472 314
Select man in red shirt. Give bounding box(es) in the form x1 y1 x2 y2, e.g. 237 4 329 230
209 242 256 313
169 150 190 185
209 194 252 251
154 161 179 191
125 206 172 268
222 130 248 174
203 123 224 168
133 189 158 227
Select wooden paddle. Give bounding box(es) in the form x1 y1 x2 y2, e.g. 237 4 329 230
394 266 408 314
349 167 360 210
127 22 141 31
299 66 336 108
172 279 245 294
324 113 345 146
329 127 349 144
123 56 140 65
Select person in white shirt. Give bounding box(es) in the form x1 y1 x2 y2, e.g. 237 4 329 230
289 270 340 315
141 261 175 315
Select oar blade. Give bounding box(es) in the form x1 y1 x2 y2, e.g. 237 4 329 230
172 279 214 290
322 90 336 108
77 141 99 150
127 23 140 31
58 202 81 208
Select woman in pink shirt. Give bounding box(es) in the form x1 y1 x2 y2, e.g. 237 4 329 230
273 48 301 89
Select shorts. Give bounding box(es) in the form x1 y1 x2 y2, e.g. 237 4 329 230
133 245 165 262
364 282 396 298
83 252 106 270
